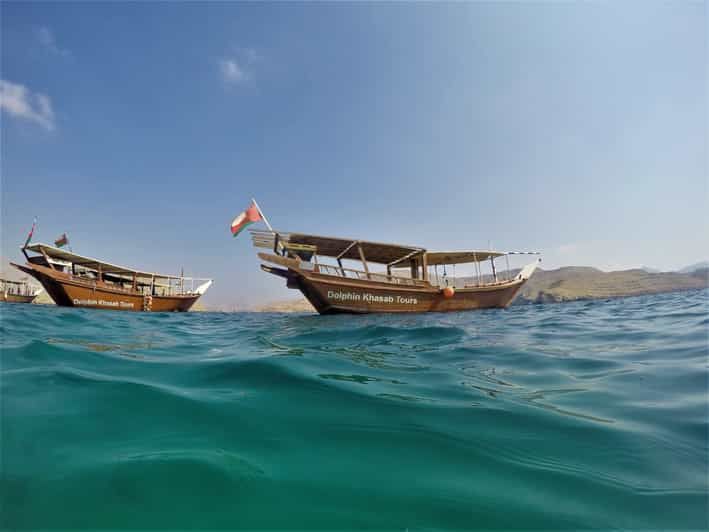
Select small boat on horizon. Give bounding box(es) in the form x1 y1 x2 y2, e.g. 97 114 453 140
11 243 212 312
1 277 43 304
252 230 541 314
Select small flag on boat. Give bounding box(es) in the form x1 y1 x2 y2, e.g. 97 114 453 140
230 202 262 238
23 218 37 248
54 233 69 248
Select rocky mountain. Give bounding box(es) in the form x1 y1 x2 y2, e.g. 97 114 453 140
677 261 709 274
518 266 708 304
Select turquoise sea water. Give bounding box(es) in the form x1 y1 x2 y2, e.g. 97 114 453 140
1 290 707 529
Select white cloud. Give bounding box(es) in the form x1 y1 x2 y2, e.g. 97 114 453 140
218 47 260 85
35 26 71 58
220 59 248 84
0 80 56 131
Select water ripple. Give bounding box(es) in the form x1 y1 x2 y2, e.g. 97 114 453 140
1 288 707 529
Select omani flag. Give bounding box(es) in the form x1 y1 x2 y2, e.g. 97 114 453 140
230 202 262 238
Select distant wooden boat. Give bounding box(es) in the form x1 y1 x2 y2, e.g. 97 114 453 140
11 243 212 312
252 231 541 314
1 278 42 304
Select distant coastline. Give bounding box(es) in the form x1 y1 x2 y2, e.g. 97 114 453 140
518 266 708 304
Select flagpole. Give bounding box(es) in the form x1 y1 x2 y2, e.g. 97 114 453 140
251 198 274 233
22 217 37 259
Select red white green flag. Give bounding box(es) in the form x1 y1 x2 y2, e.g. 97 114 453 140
230 202 262 238
54 233 69 248
23 218 37 248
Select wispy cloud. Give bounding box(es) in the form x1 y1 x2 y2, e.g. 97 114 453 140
220 59 248 84
218 47 260 85
35 26 71 58
0 80 56 131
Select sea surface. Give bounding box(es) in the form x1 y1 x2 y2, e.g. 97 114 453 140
1 290 707 529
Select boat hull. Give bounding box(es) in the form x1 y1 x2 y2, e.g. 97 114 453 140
1 293 36 304
262 262 527 314
11 263 201 312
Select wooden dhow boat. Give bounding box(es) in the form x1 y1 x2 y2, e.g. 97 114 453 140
252 230 541 314
11 243 212 312
1 278 43 304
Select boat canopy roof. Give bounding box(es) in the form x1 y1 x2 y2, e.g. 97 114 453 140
252 230 540 266
252 230 424 265
412 250 540 266
24 243 210 281
425 251 505 265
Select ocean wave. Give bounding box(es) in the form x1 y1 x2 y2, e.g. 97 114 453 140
1 289 707 528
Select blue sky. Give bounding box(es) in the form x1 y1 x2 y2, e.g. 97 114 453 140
1 2 706 308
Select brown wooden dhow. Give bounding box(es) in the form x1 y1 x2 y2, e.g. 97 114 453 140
11 243 212 312
252 230 540 314
1 278 42 304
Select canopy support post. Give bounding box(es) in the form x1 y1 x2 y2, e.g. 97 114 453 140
40 247 56 271
388 249 426 269
336 241 358 260
357 243 370 280
336 240 358 277
473 252 480 286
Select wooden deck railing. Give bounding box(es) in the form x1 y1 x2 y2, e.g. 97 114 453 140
314 264 429 287
67 272 196 296
0 283 35 297
312 264 514 288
